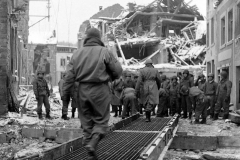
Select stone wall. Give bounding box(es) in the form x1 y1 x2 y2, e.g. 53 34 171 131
0 0 10 115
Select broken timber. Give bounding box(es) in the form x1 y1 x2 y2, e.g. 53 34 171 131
169 48 189 66
116 39 127 65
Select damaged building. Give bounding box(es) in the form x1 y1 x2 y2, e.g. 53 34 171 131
78 0 206 68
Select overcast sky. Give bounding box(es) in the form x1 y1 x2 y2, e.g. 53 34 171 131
28 0 206 44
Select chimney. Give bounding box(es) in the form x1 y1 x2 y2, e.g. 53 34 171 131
99 6 103 11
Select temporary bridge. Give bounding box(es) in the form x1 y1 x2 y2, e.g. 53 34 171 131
21 114 179 160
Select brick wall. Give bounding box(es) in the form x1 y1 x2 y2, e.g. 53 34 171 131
0 0 10 115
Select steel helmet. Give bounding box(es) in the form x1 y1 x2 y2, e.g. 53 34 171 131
208 73 214 78
220 71 228 78
37 70 44 75
161 75 167 80
183 70 189 75
171 76 178 81
145 59 153 65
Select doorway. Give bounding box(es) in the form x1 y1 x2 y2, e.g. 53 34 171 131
236 66 240 110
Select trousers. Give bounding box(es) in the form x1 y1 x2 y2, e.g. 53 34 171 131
37 95 50 114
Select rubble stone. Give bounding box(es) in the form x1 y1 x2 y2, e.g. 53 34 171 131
203 152 240 160
44 128 58 140
229 113 240 124
55 129 82 144
22 128 44 138
0 133 7 144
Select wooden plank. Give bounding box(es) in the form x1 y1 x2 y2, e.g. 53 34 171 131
116 39 127 65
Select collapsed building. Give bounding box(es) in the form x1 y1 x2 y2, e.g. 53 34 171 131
78 0 206 76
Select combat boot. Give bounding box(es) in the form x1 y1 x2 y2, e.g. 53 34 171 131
223 114 229 120
194 119 200 124
62 115 70 120
85 134 102 160
213 113 218 121
118 110 122 117
72 112 75 118
46 113 53 120
188 112 192 120
200 118 207 124
145 112 151 122
210 113 214 119
38 113 43 120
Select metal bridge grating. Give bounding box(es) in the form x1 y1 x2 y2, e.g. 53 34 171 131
119 117 172 131
56 132 158 160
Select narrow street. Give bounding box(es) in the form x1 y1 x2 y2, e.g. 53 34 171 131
0 0 240 160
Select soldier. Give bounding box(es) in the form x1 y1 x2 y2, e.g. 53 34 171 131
111 77 124 117
33 70 51 120
203 73 218 119
71 82 79 118
59 73 70 120
195 74 206 91
179 70 194 119
123 72 135 89
133 72 143 114
62 28 122 160
214 71 232 120
169 76 180 116
161 75 170 116
120 87 137 119
156 88 167 117
135 59 161 122
189 87 208 124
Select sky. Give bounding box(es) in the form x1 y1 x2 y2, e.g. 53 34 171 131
28 0 206 44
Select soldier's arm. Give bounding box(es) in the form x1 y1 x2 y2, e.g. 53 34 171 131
62 57 75 101
226 81 232 97
190 77 194 87
104 50 123 81
215 83 220 97
156 71 161 89
32 80 38 97
135 71 143 94
46 81 50 96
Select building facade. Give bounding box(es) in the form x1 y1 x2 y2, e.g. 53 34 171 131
206 0 240 110
0 0 29 115
55 46 77 84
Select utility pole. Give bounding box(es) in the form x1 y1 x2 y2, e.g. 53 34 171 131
29 0 50 28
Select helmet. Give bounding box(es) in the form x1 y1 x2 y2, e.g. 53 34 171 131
86 28 101 39
161 75 166 80
199 74 205 78
181 86 188 93
125 71 132 77
208 73 214 78
133 72 139 78
220 71 228 79
183 70 189 75
145 59 153 65
37 70 44 75
171 76 178 81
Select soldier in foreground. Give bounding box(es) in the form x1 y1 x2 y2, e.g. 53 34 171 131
214 71 232 120
135 59 161 122
33 70 52 120
62 28 122 160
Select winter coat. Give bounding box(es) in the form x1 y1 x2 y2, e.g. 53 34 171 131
58 79 64 97
123 79 135 89
135 65 161 105
33 77 50 97
169 82 180 98
216 79 232 98
111 79 124 105
120 87 136 103
161 80 170 96
203 80 218 95
62 37 123 100
179 76 194 95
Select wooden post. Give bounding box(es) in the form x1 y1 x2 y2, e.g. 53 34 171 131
116 39 127 65
169 48 189 66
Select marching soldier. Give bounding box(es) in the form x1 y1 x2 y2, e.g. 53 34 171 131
33 70 52 120
62 28 122 160
203 73 218 119
214 71 232 120
135 59 161 122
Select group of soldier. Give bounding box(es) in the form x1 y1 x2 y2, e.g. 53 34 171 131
31 27 233 160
